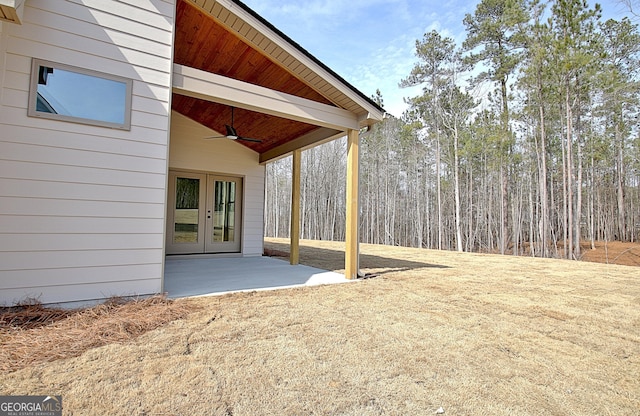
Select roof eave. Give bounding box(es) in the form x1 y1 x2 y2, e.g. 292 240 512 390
217 0 386 124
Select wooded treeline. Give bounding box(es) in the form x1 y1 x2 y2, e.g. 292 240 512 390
264 0 640 259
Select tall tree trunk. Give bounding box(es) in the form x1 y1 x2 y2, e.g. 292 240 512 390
529 173 536 257
500 165 507 254
500 77 509 255
453 123 463 252
436 134 443 250
565 84 574 259
575 138 583 258
468 167 474 251
616 122 626 241
561 122 568 259
575 110 583 259
538 93 549 258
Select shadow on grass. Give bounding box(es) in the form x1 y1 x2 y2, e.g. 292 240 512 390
264 240 450 277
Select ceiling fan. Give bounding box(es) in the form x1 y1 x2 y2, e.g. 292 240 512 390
204 107 263 143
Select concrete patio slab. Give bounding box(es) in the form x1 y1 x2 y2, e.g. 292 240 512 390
164 256 350 298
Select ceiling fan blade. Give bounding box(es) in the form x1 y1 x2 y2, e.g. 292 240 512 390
227 122 262 142
204 124 238 140
237 136 263 143
203 107 264 143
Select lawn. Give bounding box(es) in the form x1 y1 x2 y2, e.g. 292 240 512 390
1 239 639 415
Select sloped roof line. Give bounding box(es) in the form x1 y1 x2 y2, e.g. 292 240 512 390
229 0 386 117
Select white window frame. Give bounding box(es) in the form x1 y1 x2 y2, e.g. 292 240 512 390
28 58 133 130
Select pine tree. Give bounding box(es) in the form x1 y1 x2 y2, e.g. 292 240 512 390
400 30 458 250
463 0 528 254
549 0 602 258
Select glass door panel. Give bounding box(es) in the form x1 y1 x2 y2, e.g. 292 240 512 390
212 180 236 242
166 171 206 254
174 177 200 243
205 175 242 253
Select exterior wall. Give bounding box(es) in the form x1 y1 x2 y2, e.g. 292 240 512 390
0 0 175 305
169 111 265 257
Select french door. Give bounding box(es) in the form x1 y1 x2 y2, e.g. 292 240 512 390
166 170 242 254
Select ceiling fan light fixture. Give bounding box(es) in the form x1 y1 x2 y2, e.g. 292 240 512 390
225 124 239 140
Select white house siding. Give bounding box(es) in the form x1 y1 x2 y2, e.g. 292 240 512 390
168 111 265 257
0 0 175 305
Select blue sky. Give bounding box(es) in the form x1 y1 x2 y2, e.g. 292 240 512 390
242 0 636 117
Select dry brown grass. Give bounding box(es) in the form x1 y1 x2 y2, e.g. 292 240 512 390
1 239 639 415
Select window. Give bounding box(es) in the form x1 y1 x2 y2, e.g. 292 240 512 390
28 58 133 130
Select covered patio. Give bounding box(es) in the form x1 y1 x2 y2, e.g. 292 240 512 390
164 255 349 298
167 0 385 282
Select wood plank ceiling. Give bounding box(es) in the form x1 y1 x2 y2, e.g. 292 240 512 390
173 0 338 153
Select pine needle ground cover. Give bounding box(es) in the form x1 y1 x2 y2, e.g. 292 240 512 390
1 239 639 415
0 296 193 374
